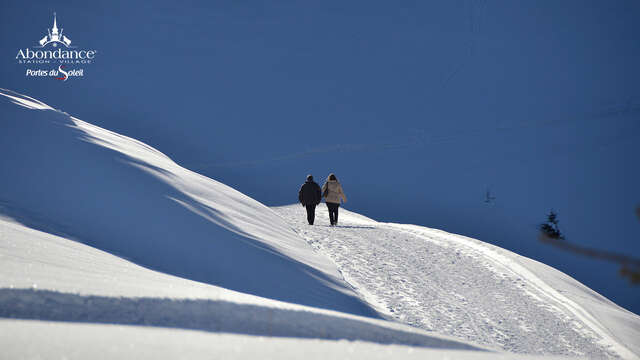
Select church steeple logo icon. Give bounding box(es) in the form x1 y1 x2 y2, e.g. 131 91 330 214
38 12 72 48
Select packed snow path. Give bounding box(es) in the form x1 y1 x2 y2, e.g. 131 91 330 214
274 205 639 359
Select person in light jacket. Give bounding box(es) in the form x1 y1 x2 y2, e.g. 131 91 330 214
322 173 347 226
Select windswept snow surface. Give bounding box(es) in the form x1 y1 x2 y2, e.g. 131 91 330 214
0 88 374 317
275 205 640 359
0 215 496 359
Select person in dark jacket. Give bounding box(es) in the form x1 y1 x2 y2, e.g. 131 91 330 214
298 174 322 225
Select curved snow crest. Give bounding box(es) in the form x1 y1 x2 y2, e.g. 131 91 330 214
0 88 53 110
68 115 316 264
0 88 375 317
275 205 640 359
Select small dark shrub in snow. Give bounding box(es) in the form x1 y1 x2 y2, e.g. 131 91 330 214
538 209 640 285
539 210 564 240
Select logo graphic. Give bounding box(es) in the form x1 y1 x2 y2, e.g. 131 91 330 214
15 12 97 81
56 65 68 81
38 12 72 48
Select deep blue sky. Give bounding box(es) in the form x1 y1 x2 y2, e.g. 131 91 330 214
2 1 639 313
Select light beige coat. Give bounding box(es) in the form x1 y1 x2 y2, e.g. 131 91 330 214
322 179 347 204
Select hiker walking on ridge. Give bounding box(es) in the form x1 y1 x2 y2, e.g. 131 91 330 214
298 174 322 225
322 173 347 226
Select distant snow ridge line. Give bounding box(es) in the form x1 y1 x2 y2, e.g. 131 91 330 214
0 88 375 317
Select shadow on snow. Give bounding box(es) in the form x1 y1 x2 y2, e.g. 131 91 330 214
0 288 485 351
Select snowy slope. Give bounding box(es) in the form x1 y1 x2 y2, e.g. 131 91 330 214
0 88 508 359
274 205 640 359
1 215 503 359
0 88 374 317
0 88 637 359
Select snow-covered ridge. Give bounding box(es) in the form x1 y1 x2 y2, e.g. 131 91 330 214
0 88 374 317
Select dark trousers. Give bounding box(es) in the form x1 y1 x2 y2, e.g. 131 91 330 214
305 204 316 225
327 202 340 225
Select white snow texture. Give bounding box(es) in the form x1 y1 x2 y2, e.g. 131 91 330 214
0 89 638 359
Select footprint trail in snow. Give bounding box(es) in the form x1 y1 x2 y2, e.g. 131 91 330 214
274 205 636 359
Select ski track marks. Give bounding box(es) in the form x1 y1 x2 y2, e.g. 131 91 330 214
274 205 632 359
